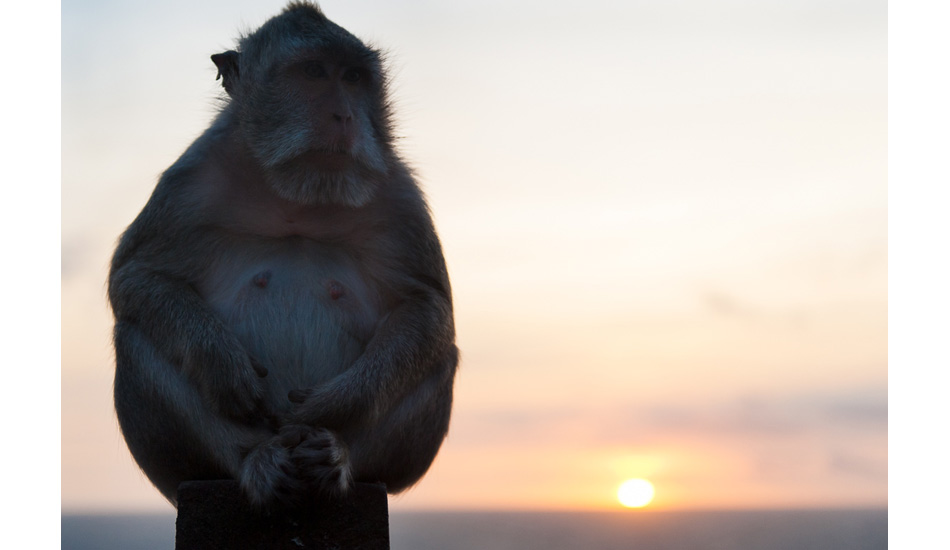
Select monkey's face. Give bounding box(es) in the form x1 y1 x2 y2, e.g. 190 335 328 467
216 6 395 207
237 51 390 208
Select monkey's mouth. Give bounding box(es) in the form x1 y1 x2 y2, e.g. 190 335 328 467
302 149 353 171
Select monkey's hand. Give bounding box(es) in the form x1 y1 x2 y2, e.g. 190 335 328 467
239 432 305 508
184 332 269 421
238 425 353 507
282 424 353 496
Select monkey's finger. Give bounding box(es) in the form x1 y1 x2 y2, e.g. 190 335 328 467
278 424 315 447
287 389 312 403
250 357 269 378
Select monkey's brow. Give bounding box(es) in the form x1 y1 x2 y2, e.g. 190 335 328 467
288 45 377 66
282 56 369 79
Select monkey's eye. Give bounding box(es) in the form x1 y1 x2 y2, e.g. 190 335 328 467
302 61 328 79
342 67 363 83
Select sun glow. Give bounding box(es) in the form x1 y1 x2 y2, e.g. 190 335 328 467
617 478 655 508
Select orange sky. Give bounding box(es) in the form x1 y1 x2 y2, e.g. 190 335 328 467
61 0 887 513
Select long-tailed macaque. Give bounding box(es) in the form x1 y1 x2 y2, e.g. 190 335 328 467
108 1 458 508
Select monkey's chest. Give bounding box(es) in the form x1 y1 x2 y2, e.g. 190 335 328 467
197 240 383 392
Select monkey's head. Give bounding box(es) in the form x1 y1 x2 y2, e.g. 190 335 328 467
212 2 394 207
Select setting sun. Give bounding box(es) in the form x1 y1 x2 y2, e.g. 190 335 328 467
618 479 656 508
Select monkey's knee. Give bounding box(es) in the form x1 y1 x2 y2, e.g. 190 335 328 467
114 322 255 502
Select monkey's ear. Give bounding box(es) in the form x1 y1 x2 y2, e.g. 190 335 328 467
211 51 240 96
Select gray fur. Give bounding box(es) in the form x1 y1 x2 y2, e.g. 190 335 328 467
109 1 458 508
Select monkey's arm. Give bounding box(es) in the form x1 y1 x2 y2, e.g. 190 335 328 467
109 229 268 421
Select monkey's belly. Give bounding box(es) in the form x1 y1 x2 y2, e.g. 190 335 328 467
199 243 382 412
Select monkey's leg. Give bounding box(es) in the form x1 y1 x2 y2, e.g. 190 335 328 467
114 322 298 507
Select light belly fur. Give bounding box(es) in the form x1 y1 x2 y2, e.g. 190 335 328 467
198 238 382 413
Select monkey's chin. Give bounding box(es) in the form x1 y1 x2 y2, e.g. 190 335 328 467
264 158 383 208
302 150 352 172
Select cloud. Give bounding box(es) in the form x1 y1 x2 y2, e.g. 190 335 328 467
452 385 887 451
805 388 888 430
828 452 887 480
702 290 810 329
634 386 887 439
640 398 805 437
61 238 91 280
614 387 888 485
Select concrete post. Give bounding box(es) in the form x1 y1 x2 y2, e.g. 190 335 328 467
175 480 390 549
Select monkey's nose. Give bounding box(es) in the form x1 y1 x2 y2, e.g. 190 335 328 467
330 114 356 148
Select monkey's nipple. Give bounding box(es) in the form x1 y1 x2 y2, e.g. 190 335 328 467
252 270 272 289
327 280 345 300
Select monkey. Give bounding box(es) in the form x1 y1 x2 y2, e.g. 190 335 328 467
108 1 458 508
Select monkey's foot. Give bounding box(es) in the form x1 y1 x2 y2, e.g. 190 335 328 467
238 439 303 508
289 427 353 496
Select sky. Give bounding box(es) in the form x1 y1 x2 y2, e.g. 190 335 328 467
61 0 887 513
